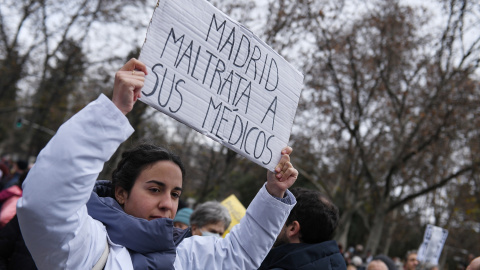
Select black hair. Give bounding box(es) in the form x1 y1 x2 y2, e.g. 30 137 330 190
287 187 339 244
17 169 30 188
111 144 185 197
16 160 28 171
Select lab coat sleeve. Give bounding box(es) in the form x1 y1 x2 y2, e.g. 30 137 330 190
17 94 134 269
175 184 296 270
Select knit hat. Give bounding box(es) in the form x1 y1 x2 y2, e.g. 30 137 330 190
173 207 193 226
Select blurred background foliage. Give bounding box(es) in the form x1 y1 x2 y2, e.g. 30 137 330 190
1 0 479 268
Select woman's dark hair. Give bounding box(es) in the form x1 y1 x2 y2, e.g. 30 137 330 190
111 144 185 197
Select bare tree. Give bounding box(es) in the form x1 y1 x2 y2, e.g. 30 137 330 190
240 0 480 255
0 0 150 156
288 0 480 254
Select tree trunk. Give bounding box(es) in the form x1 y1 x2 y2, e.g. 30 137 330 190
365 208 386 255
336 209 354 248
382 209 398 255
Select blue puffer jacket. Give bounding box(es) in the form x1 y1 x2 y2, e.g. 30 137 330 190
87 180 191 270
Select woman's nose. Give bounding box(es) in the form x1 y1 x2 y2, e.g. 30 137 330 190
158 194 173 210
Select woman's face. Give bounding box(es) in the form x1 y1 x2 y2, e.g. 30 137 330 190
115 160 183 220
191 221 226 237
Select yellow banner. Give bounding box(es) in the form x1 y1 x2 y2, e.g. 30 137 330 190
221 194 246 237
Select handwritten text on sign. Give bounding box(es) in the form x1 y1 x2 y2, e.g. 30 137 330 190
139 0 303 171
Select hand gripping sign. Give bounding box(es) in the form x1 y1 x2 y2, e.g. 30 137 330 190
139 0 304 171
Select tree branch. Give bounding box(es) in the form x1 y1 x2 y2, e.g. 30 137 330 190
387 164 476 212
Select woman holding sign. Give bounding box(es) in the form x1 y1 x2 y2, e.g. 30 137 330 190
17 58 298 270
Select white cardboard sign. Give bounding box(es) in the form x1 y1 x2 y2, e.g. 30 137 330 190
138 0 303 171
417 224 449 265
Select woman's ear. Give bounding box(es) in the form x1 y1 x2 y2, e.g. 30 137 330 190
115 186 128 205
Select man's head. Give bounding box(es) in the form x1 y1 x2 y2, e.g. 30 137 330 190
373 254 396 270
367 260 388 270
273 187 339 247
404 250 418 270
190 201 231 237
14 160 28 173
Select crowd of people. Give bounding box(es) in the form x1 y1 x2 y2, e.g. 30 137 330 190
168 191 480 270
0 58 478 270
340 246 420 270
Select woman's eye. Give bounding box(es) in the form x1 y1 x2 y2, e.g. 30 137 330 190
172 193 180 198
150 188 160 193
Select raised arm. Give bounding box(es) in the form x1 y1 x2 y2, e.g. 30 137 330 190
16 59 145 269
175 147 298 270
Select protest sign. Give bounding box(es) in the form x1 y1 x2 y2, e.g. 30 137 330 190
138 0 304 171
221 194 246 237
417 224 449 265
